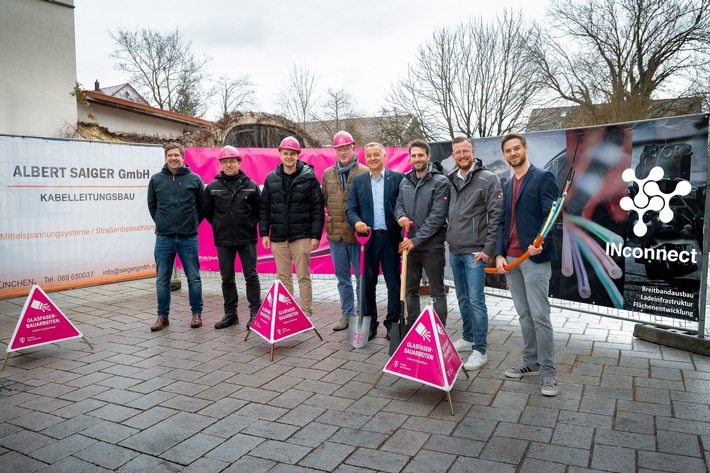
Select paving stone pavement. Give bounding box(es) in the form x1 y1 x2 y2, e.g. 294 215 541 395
0 273 709 472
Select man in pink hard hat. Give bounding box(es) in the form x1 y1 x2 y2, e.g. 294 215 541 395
322 131 368 332
203 146 262 330
260 136 324 316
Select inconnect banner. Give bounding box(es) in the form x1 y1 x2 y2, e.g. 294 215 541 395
470 114 708 322
0 136 163 298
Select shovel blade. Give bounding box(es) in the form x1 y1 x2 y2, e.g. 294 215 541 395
348 314 371 348
388 323 404 355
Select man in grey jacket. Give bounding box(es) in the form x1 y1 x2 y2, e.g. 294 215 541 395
395 139 450 327
447 136 502 370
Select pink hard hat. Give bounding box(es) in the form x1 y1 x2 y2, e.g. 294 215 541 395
332 131 355 148
218 145 241 161
278 136 301 154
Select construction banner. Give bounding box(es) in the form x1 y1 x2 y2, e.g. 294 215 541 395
0 136 163 298
472 114 708 321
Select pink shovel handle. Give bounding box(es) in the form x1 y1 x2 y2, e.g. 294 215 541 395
355 227 372 276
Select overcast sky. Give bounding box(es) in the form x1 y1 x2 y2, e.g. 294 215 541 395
74 0 550 121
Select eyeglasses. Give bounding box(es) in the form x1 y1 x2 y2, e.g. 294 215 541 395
452 149 472 157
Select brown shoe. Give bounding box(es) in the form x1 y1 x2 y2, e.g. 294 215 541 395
151 317 169 332
333 316 349 331
191 315 203 328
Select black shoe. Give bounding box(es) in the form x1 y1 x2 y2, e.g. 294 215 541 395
368 328 377 341
246 314 256 330
386 329 391 341
215 314 238 329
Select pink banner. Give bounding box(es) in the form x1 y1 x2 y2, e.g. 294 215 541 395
185 146 410 274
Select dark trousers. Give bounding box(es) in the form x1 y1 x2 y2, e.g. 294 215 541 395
405 246 447 325
363 232 401 331
217 244 261 316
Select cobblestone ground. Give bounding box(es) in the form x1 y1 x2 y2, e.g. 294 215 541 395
0 273 708 472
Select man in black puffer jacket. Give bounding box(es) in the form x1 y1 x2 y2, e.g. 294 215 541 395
203 146 262 330
260 137 324 316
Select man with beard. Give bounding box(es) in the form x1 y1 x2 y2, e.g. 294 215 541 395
203 146 261 330
495 132 560 396
447 136 502 371
395 139 450 329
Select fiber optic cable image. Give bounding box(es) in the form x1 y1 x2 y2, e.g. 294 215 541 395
551 126 631 309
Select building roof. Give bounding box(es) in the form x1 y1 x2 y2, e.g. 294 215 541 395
526 97 704 131
83 90 214 128
95 83 149 105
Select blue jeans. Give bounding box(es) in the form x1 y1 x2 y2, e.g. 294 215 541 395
505 257 555 376
329 240 361 317
154 235 203 317
449 251 487 354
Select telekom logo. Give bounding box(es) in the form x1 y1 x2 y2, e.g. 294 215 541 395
620 166 691 237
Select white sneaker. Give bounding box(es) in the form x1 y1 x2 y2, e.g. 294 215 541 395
463 351 488 370
452 338 473 352
541 376 559 396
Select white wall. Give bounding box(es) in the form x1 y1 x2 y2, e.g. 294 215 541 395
79 102 201 138
0 0 78 137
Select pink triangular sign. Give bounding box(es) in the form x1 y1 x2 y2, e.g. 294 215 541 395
383 306 463 391
7 285 83 352
248 280 316 343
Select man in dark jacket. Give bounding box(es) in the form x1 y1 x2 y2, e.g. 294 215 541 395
495 132 560 397
346 142 404 340
147 142 205 332
447 136 502 371
395 139 451 327
260 137 324 316
203 146 261 330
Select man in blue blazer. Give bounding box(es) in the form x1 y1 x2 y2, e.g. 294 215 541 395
346 142 404 340
494 132 560 397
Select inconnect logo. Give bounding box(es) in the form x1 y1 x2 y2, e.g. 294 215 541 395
619 166 691 237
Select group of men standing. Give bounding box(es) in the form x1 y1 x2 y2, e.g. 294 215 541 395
146 131 560 397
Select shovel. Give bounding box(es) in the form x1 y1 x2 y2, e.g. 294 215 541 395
348 227 372 348
388 224 410 355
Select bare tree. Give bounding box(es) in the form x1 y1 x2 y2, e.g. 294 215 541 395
110 27 210 117
211 75 256 118
276 64 320 126
532 0 710 126
307 88 362 138
386 10 542 140
376 107 427 146
323 88 358 129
